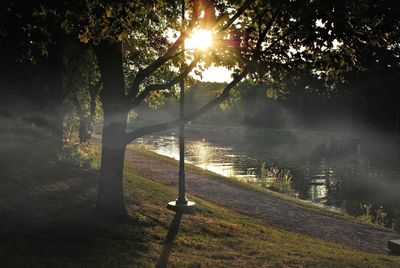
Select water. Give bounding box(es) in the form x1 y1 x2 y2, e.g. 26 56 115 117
132 125 400 222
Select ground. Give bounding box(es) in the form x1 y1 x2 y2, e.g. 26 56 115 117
125 145 399 254
0 126 399 267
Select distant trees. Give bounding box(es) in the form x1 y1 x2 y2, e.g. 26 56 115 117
341 47 400 131
0 1 103 146
1 1 75 149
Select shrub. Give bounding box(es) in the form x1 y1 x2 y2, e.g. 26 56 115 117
58 136 98 169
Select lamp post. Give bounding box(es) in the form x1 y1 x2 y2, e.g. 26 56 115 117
167 0 196 214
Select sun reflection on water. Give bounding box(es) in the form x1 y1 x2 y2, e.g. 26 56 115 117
186 140 238 178
135 135 240 179
309 183 328 202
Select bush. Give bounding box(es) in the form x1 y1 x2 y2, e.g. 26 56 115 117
58 139 98 169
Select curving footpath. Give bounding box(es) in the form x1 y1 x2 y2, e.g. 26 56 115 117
124 148 399 254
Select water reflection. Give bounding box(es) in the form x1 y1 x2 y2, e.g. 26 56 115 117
136 135 241 179
188 140 237 178
133 126 400 221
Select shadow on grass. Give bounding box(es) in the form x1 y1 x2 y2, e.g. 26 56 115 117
0 159 149 266
156 212 183 268
0 206 151 267
0 120 154 266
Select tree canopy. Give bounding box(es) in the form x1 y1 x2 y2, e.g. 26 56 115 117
1 0 399 218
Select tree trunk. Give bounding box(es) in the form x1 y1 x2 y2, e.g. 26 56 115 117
97 109 128 218
72 92 92 142
95 40 129 219
395 91 400 133
47 46 65 151
50 102 64 150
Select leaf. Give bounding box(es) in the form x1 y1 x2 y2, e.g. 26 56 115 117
106 7 113 18
118 32 127 42
79 33 90 44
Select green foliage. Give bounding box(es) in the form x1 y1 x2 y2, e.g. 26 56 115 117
63 46 103 142
4 0 400 119
63 109 81 141
58 140 98 169
62 0 400 112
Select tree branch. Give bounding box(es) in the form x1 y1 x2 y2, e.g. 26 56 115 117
124 64 250 144
127 0 254 101
125 7 277 144
264 23 299 52
217 0 253 32
131 54 200 108
127 33 189 100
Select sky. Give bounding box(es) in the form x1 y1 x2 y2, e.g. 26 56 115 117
184 29 233 83
200 66 232 83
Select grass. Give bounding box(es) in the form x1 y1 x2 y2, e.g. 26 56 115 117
123 167 400 267
0 126 399 267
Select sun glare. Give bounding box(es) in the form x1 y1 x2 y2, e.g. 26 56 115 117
184 29 213 51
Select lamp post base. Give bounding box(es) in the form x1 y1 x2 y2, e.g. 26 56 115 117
166 200 196 214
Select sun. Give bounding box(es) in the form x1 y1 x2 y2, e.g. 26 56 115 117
184 29 213 51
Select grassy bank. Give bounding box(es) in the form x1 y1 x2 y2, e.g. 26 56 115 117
128 145 375 224
0 130 399 266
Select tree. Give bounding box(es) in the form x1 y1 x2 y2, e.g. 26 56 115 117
89 0 256 217
341 46 400 131
0 0 80 150
64 46 102 142
75 0 399 219
3 0 399 219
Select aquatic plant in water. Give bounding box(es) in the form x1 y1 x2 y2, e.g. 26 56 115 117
260 164 296 197
359 204 388 227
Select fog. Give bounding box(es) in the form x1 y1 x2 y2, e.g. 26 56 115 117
126 81 400 226
1 76 399 227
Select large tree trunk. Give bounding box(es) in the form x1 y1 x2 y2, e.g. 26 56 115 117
95 40 129 219
97 109 128 218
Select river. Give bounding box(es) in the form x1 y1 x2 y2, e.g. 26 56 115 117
132 124 400 225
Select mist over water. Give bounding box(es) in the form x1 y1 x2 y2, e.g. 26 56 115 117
131 124 400 222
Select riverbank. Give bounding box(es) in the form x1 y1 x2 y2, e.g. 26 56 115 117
125 144 399 254
1 137 400 266
127 125 400 224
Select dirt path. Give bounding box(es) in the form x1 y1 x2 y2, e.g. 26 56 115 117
123 148 399 254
